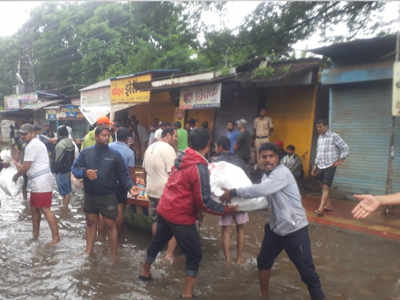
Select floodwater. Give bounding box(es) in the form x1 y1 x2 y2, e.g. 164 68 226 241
0 189 399 300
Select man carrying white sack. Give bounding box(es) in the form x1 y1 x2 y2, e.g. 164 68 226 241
221 142 325 300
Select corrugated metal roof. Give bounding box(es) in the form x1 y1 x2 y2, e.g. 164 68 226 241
79 79 111 92
310 34 396 65
23 99 64 111
111 69 179 81
151 76 233 91
233 58 321 86
36 90 62 99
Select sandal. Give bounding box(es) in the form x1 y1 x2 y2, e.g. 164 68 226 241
314 209 324 217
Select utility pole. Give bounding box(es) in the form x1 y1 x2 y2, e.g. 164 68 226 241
385 6 400 215
16 59 24 95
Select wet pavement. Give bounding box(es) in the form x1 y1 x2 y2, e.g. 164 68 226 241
303 194 400 241
0 188 399 300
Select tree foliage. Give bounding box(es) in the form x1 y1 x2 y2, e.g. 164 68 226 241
0 37 18 102
0 1 390 100
198 1 386 69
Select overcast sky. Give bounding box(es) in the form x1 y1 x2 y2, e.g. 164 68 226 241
0 1 398 51
0 1 261 37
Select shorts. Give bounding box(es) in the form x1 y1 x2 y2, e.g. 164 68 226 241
149 197 159 223
219 212 249 226
55 172 72 196
30 192 52 208
115 185 128 204
318 166 336 187
84 193 118 220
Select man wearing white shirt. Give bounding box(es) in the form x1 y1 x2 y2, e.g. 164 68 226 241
143 127 177 262
13 123 60 246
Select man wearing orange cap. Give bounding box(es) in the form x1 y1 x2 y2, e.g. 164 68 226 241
81 116 113 150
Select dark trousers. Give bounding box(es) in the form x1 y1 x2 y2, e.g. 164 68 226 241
257 225 325 300
146 216 202 277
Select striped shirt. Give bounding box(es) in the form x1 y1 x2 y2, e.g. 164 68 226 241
315 130 349 169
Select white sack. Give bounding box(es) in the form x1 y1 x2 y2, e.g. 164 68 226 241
209 161 268 212
0 165 23 197
0 149 12 163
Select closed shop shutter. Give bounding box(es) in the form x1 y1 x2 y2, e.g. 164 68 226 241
330 81 392 195
390 115 400 192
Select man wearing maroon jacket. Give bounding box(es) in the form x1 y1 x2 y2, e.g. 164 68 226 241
139 128 237 299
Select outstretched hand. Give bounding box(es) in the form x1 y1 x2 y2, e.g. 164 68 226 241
352 194 380 219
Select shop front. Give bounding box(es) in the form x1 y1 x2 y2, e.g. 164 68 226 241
45 104 89 139
110 72 174 231
110 71 178 128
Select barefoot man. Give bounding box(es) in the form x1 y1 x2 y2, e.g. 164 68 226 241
212 136 249 264
13 123 60 246
139 128 237 298
72 126 136 263
143 127 178 262
221 143 325 300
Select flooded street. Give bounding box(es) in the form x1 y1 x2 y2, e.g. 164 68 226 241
0 189 399 300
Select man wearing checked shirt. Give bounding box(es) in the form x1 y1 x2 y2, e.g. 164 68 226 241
312 119 349 216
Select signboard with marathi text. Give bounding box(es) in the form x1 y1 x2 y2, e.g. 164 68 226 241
179 83 221 110
110 74 151 104
392 62 400 116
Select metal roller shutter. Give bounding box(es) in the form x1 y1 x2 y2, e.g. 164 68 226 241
330 81 392 195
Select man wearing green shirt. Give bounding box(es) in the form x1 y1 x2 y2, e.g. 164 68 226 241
175 121 188 152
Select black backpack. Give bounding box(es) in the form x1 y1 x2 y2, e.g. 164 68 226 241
53 141 75 173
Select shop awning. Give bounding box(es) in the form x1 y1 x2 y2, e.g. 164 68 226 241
79 105 110 125
23 99 64 110
112 103 140 113
0 109 31 117
110 103 142 122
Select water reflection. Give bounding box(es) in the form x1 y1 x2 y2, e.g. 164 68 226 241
0 189 399 299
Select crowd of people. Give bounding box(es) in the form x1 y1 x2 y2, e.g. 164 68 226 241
1 106 376 300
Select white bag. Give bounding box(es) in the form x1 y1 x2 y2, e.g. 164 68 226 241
0 165 23 197
0 149 12 163
209 161 268 212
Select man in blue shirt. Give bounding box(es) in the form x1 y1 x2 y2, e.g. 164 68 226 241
72 126 136 263
109 127 136 239
226 121 240 153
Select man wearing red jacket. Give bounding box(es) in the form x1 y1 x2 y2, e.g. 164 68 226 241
139 128 237 298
